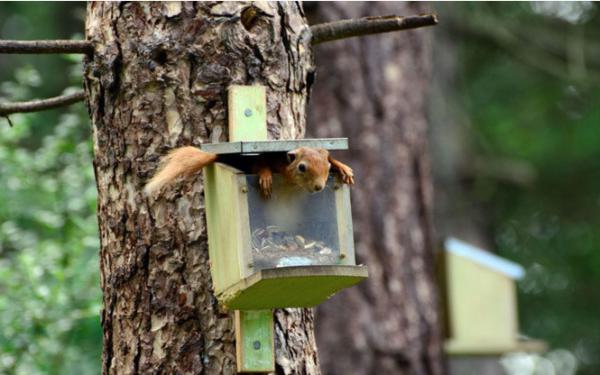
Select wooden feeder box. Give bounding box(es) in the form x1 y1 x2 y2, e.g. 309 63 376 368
202 85 368 373
202 138 368 310
441 237 546 357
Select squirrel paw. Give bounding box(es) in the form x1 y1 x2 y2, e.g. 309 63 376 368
338 165 354 185
259 173 272 199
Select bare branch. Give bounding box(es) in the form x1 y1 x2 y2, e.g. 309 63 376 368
0 40 93 54
3 115 14 127
1 15 438 53
0 90 86 116
310 14 438 45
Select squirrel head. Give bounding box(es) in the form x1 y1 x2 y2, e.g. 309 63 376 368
286 147 331 193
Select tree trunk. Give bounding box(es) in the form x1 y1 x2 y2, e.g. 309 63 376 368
84 2 318 374
430 4 512 250
305 3 444 375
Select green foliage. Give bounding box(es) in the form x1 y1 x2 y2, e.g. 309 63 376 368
0 107 102 375
0 4 101 371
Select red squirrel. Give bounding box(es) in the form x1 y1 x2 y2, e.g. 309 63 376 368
145 146 354 198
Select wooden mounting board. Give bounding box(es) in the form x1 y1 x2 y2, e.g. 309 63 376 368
228 85 268 142
235 310 274 373
227 85 274 373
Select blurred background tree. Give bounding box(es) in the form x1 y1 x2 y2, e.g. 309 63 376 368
306 3 443 374
1 2 600 375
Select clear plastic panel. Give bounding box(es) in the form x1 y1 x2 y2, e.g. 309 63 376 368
246 175 341 270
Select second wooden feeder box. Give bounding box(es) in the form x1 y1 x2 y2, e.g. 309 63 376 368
202 138 368 310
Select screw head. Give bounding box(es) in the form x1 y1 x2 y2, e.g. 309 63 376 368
244 108 253 117
241 186 248 193
253 340 261 350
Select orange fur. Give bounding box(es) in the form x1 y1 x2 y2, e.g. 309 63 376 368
145 146 354 197
328 154 354 185
284 147 332 193
144 146 217 195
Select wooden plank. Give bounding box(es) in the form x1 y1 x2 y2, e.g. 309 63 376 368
335 184 355 265
200 138 349 154
227 86 274 373
236 174 253 280
228 85 268 142
219 265 369 310
204 162 246 293
235 310 274 373
445 338 547 355
446 252 518 348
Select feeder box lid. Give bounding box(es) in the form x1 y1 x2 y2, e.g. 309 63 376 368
201 138 348 155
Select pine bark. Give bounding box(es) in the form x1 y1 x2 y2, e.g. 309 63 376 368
306 3 444 375
84 2 318 374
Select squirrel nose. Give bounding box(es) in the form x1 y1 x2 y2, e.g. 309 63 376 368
314 184 323 192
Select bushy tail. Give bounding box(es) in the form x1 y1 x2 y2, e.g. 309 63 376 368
144 146 218 195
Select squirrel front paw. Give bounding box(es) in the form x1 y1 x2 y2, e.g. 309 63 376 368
258 172 272 199
338 164 354 185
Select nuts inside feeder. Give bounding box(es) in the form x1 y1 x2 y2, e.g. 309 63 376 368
250 225 339 270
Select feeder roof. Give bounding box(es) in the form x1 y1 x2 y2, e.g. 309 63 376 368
444 237 525 280
201 138 348 154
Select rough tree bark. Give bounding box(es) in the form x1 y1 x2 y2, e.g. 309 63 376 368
84 2 319 374
306 3 444 375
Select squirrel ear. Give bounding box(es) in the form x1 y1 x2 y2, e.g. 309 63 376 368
317 148 330 158
287 149 298 163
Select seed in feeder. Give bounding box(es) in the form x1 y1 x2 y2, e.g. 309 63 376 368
320 247 332 255
295 235 305 247
285 244 298 252
277 256 313 267
250 225 340 269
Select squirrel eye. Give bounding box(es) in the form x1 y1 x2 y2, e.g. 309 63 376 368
298 163 306 173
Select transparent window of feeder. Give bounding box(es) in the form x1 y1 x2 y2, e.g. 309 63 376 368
246 175 341 270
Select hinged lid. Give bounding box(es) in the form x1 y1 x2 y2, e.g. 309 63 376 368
200 138 348 155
